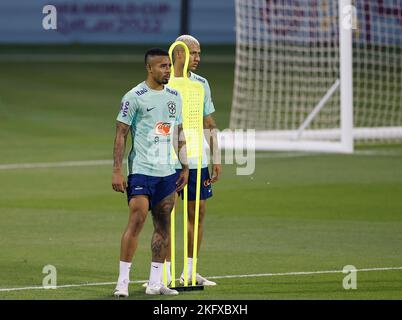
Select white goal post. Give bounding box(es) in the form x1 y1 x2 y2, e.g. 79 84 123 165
227 0 402 153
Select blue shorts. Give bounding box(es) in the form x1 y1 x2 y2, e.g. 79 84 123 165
126 173 177 210
176 167 213 201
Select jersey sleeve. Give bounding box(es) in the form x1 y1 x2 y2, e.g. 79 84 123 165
203 79 215 116
116 92 138 125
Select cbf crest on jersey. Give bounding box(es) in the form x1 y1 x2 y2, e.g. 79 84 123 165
167 101 176 118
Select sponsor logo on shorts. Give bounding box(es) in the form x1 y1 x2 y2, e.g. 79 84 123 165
155 121 172 136
134 186 143 190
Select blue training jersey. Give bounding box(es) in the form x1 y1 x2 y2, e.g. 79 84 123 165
117 81 182 177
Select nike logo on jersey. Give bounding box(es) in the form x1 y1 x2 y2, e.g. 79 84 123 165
147 107 156 112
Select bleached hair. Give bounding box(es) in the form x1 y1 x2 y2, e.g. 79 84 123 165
175 35 200 47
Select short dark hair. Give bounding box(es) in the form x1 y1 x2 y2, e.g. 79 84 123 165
144 48 169 65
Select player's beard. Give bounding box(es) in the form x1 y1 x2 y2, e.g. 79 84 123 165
190 62 199 72
155 74 169 85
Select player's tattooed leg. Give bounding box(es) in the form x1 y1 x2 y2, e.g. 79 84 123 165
150 193 175 262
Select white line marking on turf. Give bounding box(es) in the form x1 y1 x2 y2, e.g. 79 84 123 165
0 160 116 170
0 154 313 170
1 148 401 170
354 149 402 156
206 266 402 279
0 153 315 171
1 266 401 293
255 150 402 158
2 148 401 171
255 152 319 159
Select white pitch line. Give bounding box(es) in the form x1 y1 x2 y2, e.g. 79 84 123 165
0 153 315 170
1 266 401 293
2 148 400 171
255 152 319 159
206 266 402 280
0 160 116 170
354 149 402 157
255 150 402 159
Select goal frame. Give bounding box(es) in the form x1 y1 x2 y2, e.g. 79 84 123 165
227 0 402 153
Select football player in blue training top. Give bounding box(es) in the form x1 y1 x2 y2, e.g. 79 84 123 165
112 48 189 297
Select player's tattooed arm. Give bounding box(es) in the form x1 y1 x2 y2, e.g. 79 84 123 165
112 121 130 193
204 115 221 182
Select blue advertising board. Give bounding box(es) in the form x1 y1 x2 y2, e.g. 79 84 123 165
0 0 235 44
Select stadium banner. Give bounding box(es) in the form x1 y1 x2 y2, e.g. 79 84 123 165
255 0 402 46
190 0 235 43
0 0 235 44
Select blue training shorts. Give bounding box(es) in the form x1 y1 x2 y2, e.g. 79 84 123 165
176 167 213 201
126 173 177 210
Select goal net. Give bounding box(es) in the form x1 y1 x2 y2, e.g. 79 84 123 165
229 0 402 152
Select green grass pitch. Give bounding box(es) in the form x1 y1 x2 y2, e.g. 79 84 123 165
0 47 402 299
